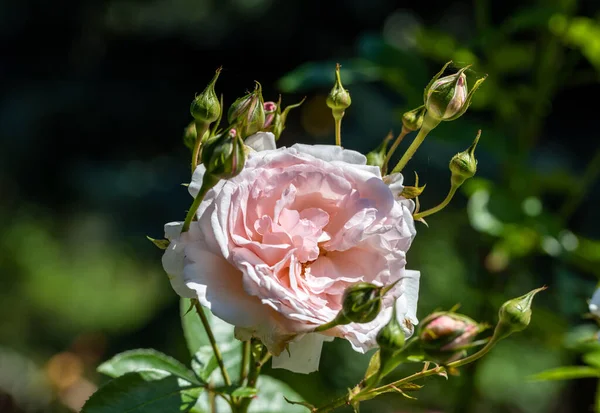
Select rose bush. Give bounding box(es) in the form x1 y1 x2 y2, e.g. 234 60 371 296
162 132 420 373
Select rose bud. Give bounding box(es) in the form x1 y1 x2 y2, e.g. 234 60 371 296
263 101 277 128
449 130 480 187
376 305 406 352
228 82 266 138
190 68 221 124
424 61 486 122
326 64 351 115
339 283 383 324
495 287 546 340
183 121 196 150
272 97 305 140
418 312 482 363
201 128 246 180
366 131 393 168
402 106 425 132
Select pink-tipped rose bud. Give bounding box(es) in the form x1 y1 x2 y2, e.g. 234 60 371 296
263 101 277 128
418 312 482 363
423 61 486 122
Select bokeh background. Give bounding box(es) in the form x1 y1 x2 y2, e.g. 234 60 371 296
2 0 600 411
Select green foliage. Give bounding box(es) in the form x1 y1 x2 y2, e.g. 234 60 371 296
98 349 200 384
530 366 600 381
82 371 202 413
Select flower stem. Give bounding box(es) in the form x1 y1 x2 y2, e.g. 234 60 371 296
315 333 502 412
382 127 410 176
191 121 210 172
334 113 343 146
240 341 250 382
391 114 440 174
193 301 232 387
237 340 266 413
182 175 218 233
413 184 458 220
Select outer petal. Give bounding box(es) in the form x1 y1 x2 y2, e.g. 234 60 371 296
245 132 277 152
271 333 333 374
161 222 196 298
188 165 206 198
291 143 367 165
395 269 420 335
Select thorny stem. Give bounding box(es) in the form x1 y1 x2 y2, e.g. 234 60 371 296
413 185 458 220
314 334 501 412
237 340 267 413
193 301 232 387
382 127 410 176
391 114 440 174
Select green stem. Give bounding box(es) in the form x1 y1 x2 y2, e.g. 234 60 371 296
315 334 501 412
382 127 410 176
391 114 440 174
334 113 343 146
192 121 210 172
413 185 458 220
238 341 266 413
240 341 250 382
182 175 218 233
194 301 232 387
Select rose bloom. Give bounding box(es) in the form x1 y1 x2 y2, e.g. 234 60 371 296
162 132 420 373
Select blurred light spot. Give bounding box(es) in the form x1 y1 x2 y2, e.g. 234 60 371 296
522 196 542 217
467 189 504 236
382 10 421 50
485 248 509 272
559 230 579 251
46 352 83 391
541 236 561 256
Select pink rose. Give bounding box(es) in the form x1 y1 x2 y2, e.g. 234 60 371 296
162 132 420 373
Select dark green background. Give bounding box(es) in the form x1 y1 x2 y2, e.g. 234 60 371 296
2 0 600 411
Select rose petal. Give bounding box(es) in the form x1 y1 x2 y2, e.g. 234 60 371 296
291 144 367 165
245 132 277 152
271 333 331 374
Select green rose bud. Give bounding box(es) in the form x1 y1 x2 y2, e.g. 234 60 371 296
376 307 406 352
449 130 481 187
326 64 351 115
272 96 305 140
424 61 486 122
201 128 246 180
228 83 266 138
402 106 425 132
366 132 393 168
190 68 221 124
340 283 383 324
495 287 547 340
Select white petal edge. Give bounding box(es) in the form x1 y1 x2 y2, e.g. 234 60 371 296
189 164 207 198
395 269 420 336
245 132 277 152
291 143 367 165
271 333 333 374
